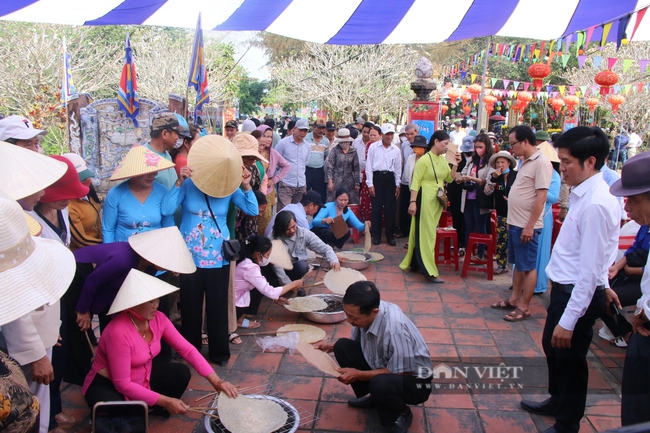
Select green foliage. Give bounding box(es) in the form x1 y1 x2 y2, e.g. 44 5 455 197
238 77 268 115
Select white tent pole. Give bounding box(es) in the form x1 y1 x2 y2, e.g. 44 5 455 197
476 37 491 131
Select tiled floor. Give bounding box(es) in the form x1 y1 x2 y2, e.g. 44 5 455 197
59 239 625 433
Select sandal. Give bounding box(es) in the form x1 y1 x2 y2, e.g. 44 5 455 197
240 318 261 329
491 299 516 310
504 308 531 322
202 333 209 346
494 267 509 275
228 332 242 345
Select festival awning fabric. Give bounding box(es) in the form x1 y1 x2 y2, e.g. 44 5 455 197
2 0 650 44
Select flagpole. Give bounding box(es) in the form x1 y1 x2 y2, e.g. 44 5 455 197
62 37 71 152
476 37 491 132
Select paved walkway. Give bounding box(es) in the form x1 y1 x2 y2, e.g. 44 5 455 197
60 240 625 433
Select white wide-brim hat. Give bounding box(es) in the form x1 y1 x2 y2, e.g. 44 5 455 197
0 141 67 200
0 191 75 326
232 133 269 163
128 227 196 274
108 269 180 316
488 151 517 170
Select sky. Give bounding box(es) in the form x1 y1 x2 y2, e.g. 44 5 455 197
218 31 270 81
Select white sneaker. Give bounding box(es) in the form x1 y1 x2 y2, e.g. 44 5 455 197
612 336 628 348
598 325 615 341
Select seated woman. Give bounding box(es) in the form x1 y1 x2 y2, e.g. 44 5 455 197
232 235 303 343
265 211 340 296
601 224 650 347
83 269 237 417
311 188 366 249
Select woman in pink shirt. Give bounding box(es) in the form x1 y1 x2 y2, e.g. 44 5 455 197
234 236 303 332
82 269 237 417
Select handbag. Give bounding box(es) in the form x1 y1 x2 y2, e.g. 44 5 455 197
203 194 242 261
428 154 449 208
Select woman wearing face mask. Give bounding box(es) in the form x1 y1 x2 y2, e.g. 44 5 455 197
233 235 303 335
170 124 200 177
455 133 495 261
400 132 461 283
326 129 360 203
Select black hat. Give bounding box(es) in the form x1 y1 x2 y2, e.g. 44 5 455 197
301 190 323 207
325 121 336 131
411 135 428 148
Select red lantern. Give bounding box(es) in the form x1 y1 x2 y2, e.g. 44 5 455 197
516 91 533 111
462 105 471 115
586 97 599 113
563 95 580 113
549 97 565 115
594 70 619 97
607 94 625 113
447 89 459 101
460 93 471 104
527 63 551 91
511 101 521 113
467 84 482 101
483 95 497 113
441 104 449 115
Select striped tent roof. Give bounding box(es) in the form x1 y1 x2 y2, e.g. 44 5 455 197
1 0 649 44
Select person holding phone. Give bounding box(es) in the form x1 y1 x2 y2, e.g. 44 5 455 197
82 269 238 417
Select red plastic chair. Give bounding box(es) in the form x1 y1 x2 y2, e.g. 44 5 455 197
435 228 459 271
619 236 636 250
348 204 360 244
461 217 497 280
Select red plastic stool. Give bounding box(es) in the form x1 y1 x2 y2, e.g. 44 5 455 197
348 204 361 244
435 228 459 271
461 233 495 280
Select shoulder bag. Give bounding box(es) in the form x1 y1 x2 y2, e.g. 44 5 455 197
428 153 449 208
203 193 242 261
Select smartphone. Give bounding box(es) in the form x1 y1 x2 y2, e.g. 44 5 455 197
93 401 148 433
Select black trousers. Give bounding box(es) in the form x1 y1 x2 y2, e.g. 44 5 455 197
84 362 191 417
49 301 67 429
306 167 327 203
542 287 605 433
398 184 412 237
621 329 650 426
180 266 230 363
262 260 310 288
370 172 397 241
333 338 431 426
236 288 264 318
311 226 350 249
601 276 641 338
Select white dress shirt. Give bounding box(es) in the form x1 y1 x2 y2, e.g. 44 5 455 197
545 172 621 331
365 141 402 188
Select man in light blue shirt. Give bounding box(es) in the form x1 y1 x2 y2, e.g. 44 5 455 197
264 190 322 237
275 118 311 210
305 121 330 202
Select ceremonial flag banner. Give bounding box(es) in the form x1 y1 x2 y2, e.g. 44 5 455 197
117 33 139 127
188 13 210 114
60 37 76 106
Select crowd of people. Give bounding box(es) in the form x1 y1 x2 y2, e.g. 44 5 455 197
1 108 649 433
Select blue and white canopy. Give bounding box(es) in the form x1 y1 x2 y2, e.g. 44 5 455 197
1 0 650 44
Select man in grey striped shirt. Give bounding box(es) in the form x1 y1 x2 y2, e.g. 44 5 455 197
315 281 432 433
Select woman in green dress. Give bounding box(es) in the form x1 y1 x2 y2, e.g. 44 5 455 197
400 131 461 283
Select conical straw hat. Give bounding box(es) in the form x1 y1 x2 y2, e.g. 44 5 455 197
269 239 293 270
187 135 243 198
0 141 67 200
128 227 196 274
110 145 175 181
232 133 269 163
537 141 560 163
108 269 179 315
0 190 75 326
25 212 42 236
323 268 367 295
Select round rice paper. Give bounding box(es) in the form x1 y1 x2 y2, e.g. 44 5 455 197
284 296 328 313
218 393 287 433
323 268 367 295
276 324 326 344
336 252 367 262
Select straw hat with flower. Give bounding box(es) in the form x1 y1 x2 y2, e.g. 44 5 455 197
110 145 175 181
187 135 244 198
0 141 67 200
232 133 269 163
0 190 75 325
108 269 179 315
128 226 196 274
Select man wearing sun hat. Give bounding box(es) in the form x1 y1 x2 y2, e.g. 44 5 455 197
606 152 650 427
145 112 190 190
0 190 76 433
0 115 47 152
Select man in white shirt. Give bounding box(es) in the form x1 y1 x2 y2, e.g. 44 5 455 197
352 122 373 178
520 127 620 433
366 124 402 246
626 128 642 159
609 151 650 426
449 121 465 146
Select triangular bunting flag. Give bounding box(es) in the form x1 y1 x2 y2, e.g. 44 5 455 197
524 82 531 91
586 26 595 47
460 71 467 80
513 81 520 90
591 85 599 95
559 86 566 96
601 23 613 48
640 59 649 73
491 78 498 87
624 84 632 94
593 56 603 69
503 79 510 89
623 59 633 73
638 83 644 92
608 58 618 69
546 85 553 93
561 54 570 68
631 7 648 41
580 86 588 96
578 55 588 69
569 86 575 94
471 73 477 82
614 85 622 93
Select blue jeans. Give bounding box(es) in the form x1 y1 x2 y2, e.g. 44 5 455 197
610 149 627 168
464 199 489 255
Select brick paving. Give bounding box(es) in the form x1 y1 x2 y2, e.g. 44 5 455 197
59 239 625 433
